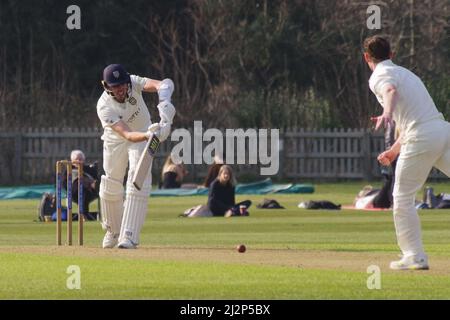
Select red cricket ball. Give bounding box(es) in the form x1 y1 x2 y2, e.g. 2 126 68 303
237 244 246 253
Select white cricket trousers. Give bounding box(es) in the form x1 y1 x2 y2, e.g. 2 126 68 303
393 119 450 257
102 139 153 243
103 140 150 187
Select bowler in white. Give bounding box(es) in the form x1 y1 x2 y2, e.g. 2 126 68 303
364 36 450 270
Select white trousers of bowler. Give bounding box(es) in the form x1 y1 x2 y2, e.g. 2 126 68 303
393 119 450 257
102 139 152 245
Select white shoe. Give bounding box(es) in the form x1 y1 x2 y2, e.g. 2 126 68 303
118 238 137 249
102 232 119 249
390 254 429 270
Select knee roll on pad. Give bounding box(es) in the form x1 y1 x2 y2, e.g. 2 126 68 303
100 175 124 201
126 181 151 198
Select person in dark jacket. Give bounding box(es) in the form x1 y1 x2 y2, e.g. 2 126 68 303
203 154 225 188
354 123 398 209
62 150 99 215
207 165 251 217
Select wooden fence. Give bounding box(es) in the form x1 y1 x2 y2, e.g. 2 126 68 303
0 127 446 185
283 128 382 180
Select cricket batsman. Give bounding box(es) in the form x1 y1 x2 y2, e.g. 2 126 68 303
96 64 175 249
364 36 450 270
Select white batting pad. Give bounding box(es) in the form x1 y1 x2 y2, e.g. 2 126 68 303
119 194 149 245
99 175 124 234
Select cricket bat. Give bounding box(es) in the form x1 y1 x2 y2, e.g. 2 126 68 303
132 134 160 190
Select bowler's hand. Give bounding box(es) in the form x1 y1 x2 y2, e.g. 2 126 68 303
371 112 393 131
377 149 396 166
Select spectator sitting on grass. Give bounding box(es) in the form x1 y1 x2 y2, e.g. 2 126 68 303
62 150 99 216
207 165 251 217
160 154 188 189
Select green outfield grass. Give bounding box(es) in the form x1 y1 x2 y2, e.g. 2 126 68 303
1 182 450 299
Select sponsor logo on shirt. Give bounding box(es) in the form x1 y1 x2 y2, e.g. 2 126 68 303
127 107 141 124
128 96 137 105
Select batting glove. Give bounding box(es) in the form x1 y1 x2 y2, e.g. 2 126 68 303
145 123 160 139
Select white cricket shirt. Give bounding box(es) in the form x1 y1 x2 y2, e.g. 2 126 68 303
97 75 152 142
369 60 443 139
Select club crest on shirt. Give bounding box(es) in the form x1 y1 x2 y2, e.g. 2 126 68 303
128 96 137 105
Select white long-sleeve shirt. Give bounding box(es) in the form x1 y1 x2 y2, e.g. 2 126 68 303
97 75 152 143
369 60 443 141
